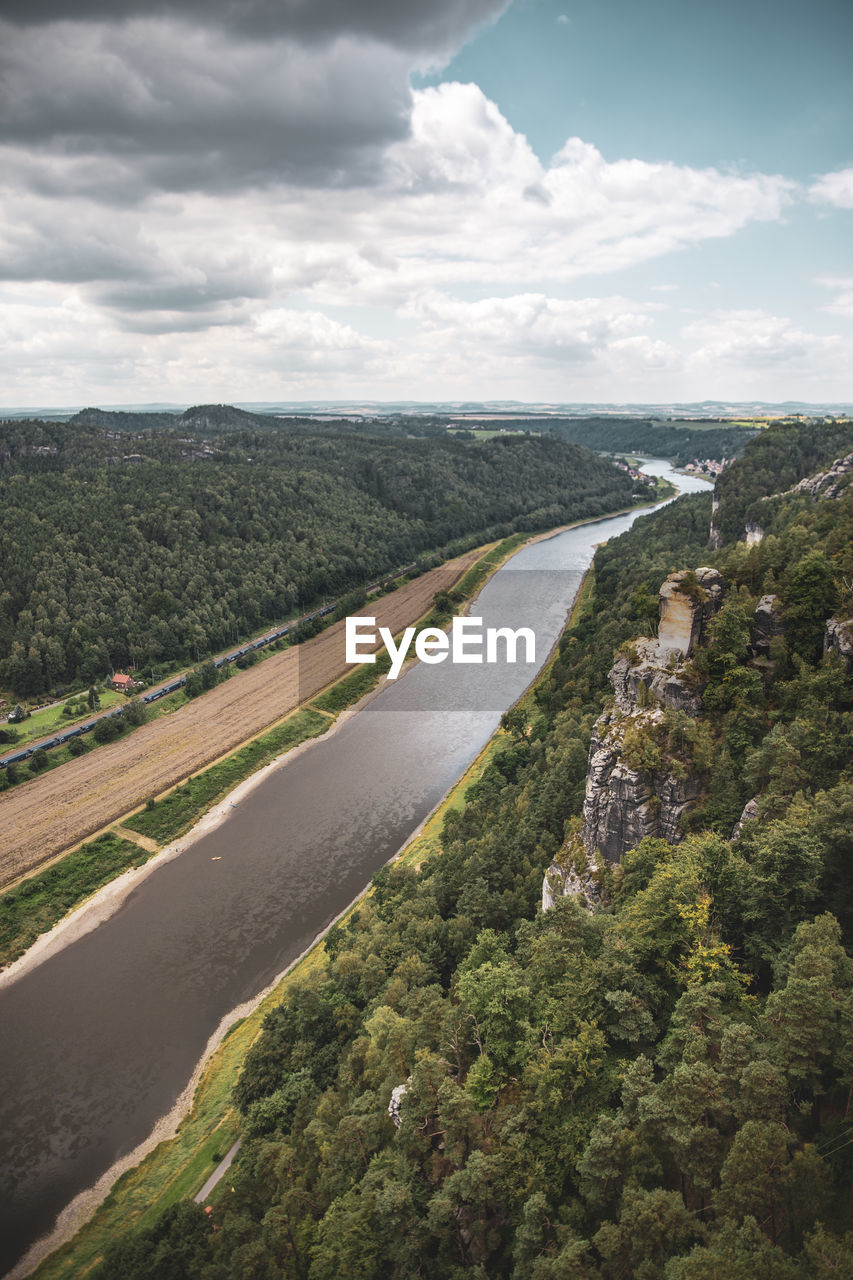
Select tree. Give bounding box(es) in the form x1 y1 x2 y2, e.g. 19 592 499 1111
783 549 838 662
123 698 148 728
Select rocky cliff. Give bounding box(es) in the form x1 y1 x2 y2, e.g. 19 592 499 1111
825 617 853 670
710 452 853 548
543 567 724 909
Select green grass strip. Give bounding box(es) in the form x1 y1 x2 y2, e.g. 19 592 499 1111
453 533 527 598
0 834 148 970
123 708 330 845
310 648 393 714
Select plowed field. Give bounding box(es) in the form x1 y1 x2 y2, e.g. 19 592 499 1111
0 554 478 887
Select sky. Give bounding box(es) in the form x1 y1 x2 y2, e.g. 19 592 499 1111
1 0 851 407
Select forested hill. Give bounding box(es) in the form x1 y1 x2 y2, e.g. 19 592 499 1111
710 417 853 544
93 419 853 1279
0 421 640 697
479 416 759 466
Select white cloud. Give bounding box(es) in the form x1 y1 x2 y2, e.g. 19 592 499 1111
405 290 657 357
683 310 850 389
0 286 391 401
809 169 853 209
297 84 794 305
393 290 684 394
817 275 853 319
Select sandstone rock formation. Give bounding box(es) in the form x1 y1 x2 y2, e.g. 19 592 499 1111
709 495 722 550
710 454 852 549
608 638 703 717
791 453 853 501
658 567 724 657
752 594 784 655
731 797 759 841
543 566 723 910
825 618 853 670
542 844 600 911
580 709 700 864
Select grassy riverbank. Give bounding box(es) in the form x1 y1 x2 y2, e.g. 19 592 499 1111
0 834 145 971
123 708 330 845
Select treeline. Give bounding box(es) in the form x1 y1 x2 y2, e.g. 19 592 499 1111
474 417 759 466
711 418 853 543
0 424 639 698
92 422 853 1277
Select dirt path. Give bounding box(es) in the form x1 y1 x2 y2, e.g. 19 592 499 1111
0 554 478 888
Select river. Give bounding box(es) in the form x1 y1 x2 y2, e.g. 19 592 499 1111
0 462 711 1277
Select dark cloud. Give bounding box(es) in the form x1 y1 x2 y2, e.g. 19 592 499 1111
0 23 416 192
1 0 510 53
0 0 509 199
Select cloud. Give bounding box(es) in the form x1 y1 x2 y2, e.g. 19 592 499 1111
0 0 512 197
0 21 415 192
404 290 659 361
2 0 511 57
393 290 684 393
0 81 794 333
0 288 391 400
817 276 853 319
684 309 849 379
809 169 853 209
291 84 792 305
0 3 834 404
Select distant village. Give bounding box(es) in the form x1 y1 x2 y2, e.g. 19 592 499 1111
613 454 730 480
680 457 732 476
611 459 656 483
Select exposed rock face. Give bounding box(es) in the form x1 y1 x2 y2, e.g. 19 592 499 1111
825 618 853 670
709 495 722 550
542 841 601 911
658 567 724 658
387 1082 410 1128
580 710 700 864
792 453 853 501
745 522 765 546
752 595 784 655
609 638 702 717
732 797 759 842
544 565 723 911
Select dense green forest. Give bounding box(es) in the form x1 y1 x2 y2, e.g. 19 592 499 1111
710 419 853 544
0 420 641 697
496 417 759 467
91 420 853 1278
69 405 760 463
